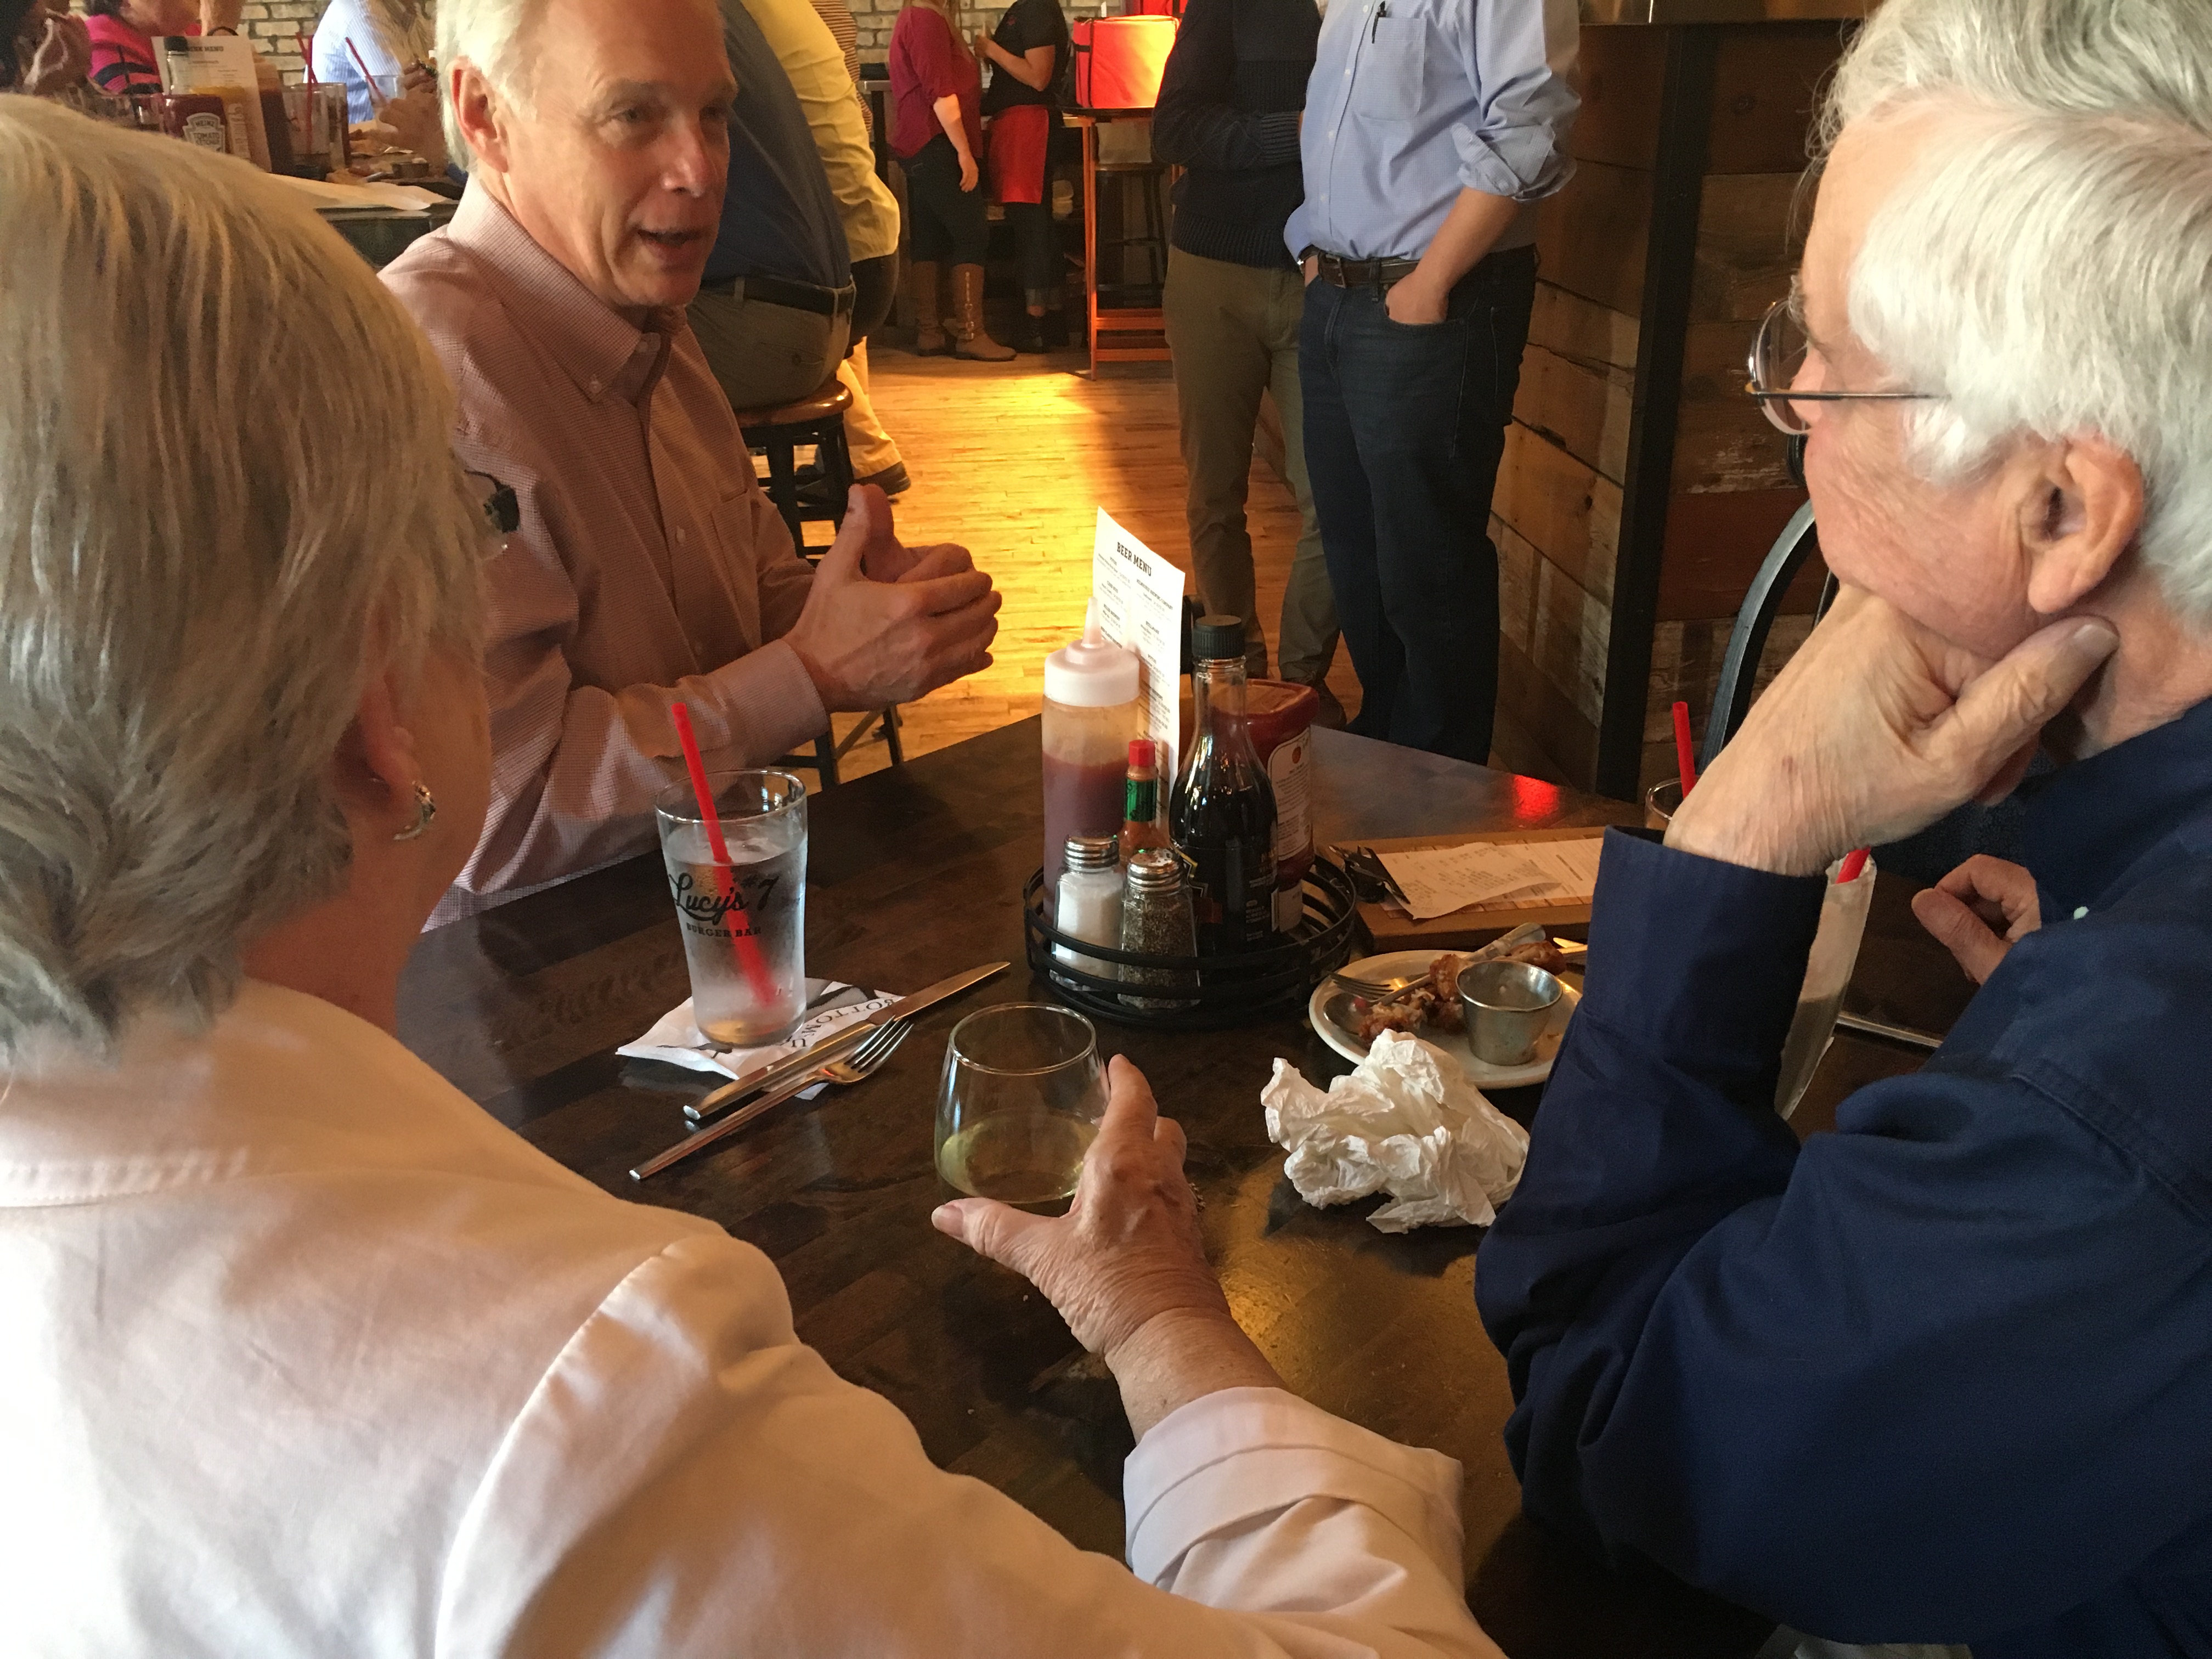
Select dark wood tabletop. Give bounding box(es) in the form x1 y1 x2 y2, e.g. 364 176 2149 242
397 717 1974 1659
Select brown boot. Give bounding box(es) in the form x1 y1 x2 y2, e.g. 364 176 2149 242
909 259 949 356
950 263 1014 362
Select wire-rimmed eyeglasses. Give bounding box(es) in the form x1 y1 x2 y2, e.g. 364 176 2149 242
1746 291 1940 436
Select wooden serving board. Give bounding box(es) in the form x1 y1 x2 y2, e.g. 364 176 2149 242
1341 826 1611 952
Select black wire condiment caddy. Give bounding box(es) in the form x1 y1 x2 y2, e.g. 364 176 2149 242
1020 855 1361 1031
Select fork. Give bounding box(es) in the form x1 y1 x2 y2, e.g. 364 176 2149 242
630 1019 913 1181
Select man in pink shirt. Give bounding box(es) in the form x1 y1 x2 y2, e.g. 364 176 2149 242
386 0 1000 922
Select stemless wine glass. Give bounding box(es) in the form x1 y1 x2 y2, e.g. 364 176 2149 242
934 1005 1108 1205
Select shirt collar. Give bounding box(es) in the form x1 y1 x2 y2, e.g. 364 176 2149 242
2025 695 2212 916
444 183 679 408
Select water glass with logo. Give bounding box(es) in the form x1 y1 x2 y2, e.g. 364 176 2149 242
654 770 808 1047
935 1005 1109 1205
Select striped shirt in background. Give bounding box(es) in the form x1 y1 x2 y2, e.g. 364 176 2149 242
808 0 871 136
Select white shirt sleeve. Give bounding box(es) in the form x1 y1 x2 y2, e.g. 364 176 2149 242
435 1232 1506 1659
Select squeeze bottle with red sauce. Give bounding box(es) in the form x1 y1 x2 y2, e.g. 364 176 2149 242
1041 611 1141 893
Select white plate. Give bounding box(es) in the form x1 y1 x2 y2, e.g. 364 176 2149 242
1307 949 1582 1090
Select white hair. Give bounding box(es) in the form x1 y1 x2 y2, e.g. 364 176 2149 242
1821 0 2212 620
436 0 548 173
0 101 486 1058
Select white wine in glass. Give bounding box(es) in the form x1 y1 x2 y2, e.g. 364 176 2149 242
935 1005 1107 1204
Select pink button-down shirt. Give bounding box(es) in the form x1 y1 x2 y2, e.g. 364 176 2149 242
384 187 828 923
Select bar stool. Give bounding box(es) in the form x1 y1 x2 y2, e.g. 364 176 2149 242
1093 158 1170 303
730 375 905 789
733 376 856 560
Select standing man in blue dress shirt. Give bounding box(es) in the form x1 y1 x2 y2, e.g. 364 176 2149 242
1476 2 2212 1655
1288 0 1576 762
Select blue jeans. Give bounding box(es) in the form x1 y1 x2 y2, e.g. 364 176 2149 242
1299 247 1536 762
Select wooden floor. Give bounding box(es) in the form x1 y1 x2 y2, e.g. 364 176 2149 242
826 345 1557 784
822 344 1357 780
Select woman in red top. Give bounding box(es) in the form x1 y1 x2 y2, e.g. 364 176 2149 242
887 0 1012 361
83 0 227 100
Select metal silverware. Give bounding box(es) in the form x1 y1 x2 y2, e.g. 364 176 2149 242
1836 1011 1943 1052
679 961 1007 1124
633 1019 915 1181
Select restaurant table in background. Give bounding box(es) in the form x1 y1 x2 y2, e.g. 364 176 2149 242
397 717 1968 1658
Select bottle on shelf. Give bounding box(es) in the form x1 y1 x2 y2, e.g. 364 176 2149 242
1041 606 1141 893
1170 615 1279 957
1118 738 1169 864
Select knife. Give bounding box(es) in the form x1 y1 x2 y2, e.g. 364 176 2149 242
676 961 1007 1126
631 1020 911 1182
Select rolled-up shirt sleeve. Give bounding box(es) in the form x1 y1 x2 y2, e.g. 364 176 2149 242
441 1232 1508 1658
1451 0 1577 202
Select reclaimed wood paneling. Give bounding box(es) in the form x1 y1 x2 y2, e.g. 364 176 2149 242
1571 27 1669 170
1495 422 1622 606
1706 26 1848 174
1533 159 1652 318
1500 634 1602 786
1515 345 1634 486
1528 282 1641 374
1690 171 1806 324
1657 487 1823 622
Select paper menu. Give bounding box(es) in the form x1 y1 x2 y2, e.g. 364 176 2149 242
1378 837 1606 922
1090 509 1186 786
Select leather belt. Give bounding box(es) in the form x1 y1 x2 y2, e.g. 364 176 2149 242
699 272 857 318
1311 251 1422 291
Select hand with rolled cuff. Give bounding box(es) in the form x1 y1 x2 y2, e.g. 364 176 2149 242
1912 854 2042 984
933 1056 1283 1439
782 484 1001 711
1664 585 2118 876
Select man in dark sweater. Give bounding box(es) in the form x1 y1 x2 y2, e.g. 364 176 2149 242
1154 0 1339 708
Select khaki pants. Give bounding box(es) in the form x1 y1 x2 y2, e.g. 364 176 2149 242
838 340 903 478
1163 245 1338 684
688 282 850 413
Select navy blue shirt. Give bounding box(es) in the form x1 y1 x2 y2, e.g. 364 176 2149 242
1476 698 2212 1657
706 0 850 290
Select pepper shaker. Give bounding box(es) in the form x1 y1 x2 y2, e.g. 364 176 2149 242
1119 849 1199 1011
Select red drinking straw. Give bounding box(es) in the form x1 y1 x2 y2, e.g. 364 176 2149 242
669 702 781 1003
344 37 387 110
1837 847 1871 884
1672 700 1699 795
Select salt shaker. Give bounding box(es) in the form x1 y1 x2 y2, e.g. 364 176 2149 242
1119 849 1199 1011
1053 835 1123 985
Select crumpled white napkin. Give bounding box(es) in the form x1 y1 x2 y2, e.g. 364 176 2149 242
617 979 896 1097
1261 1030 1531 1232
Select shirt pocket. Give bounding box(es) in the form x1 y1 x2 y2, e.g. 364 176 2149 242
1352 12 1428 122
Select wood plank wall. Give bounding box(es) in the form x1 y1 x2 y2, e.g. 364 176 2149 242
1495 22 1850 792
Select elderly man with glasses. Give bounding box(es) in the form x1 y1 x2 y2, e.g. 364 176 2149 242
1474 3 2212 1657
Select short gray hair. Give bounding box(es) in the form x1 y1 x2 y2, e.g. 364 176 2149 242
0 101 486 1058
437 0 548 173
1822 0 2212 620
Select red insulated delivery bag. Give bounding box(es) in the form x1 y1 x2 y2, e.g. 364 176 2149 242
1071 16 1178 111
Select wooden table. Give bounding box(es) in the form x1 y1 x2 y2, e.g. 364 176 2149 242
397 718 1968 1658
